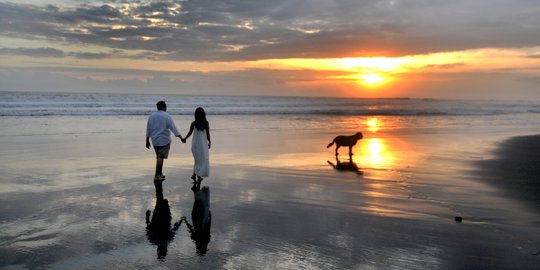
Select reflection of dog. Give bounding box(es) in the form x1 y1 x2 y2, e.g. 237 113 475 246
327 156 363 175
327 132 363 156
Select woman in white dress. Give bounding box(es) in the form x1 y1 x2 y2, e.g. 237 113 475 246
182 107 211 182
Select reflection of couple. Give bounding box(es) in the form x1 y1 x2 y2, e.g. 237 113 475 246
185 181 212 255
146 180 212 259
145 187 181 260
145 101 211 182
145 101 212 259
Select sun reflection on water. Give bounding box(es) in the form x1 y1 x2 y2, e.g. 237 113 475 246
355 137 395 170
366 117 380 133
368 138 383 162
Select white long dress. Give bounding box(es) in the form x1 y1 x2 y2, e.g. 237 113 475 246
191 128 209 178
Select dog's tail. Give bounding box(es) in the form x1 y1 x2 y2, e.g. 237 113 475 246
327 141 335 148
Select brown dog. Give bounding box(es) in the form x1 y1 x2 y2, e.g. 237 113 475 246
327 132 363 156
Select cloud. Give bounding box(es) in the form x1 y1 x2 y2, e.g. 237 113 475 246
0 66 353 96
68 52 112 59
0 0 540 61
399 70 540 100
423 63 467 70
0 47 114 59
2 66 540 99
526 53 540 59
0 47 65 57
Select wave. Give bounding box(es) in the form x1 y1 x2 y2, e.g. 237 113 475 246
0 92 538 117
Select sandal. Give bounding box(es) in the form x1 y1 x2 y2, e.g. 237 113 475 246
154 175 166 181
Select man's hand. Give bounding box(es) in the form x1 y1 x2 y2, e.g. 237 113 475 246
146 140 151 149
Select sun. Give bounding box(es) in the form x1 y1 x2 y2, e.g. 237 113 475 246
359 73 385 86
347 72 388 87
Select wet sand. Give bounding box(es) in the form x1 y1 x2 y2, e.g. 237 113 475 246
1 115 540 269
475 135 540 212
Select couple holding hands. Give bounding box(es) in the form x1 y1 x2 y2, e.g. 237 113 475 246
146 101 211 182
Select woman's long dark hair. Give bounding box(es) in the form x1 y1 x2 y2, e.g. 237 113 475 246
194 107 208 131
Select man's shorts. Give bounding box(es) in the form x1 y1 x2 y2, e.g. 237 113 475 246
154 144 171 159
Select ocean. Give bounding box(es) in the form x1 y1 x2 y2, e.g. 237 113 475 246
1 91 539 117
1 91 540 269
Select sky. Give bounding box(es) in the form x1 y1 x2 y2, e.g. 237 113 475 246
0 0 539 99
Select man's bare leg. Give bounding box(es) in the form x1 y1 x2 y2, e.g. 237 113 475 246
155 157 164 178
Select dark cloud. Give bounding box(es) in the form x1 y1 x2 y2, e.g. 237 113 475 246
0 0 539 61
0 47 65 57
132 1 180 17
0 47 116 59
526 54 540 59
423 63 467 70
68 52 111 59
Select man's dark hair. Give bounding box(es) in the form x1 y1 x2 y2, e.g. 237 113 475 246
156 101 166 111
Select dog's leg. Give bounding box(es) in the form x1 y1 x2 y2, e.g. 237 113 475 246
349 146 353 157
335 145 340 156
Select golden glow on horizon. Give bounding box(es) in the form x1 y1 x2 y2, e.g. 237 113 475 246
3 39 538 72
252 48 540 77
338 57 411 72
264 56 407 91
5 46 539 75
3 44 540 97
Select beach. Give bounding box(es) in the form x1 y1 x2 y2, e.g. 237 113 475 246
1 94 540 269
2 0 540 268
475 135 540 212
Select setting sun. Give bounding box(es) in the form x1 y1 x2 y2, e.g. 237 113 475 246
360 73 385 85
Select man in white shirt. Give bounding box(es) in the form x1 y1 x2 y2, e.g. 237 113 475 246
146 101 183 181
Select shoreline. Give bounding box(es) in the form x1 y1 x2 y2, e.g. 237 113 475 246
475 134 540 212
